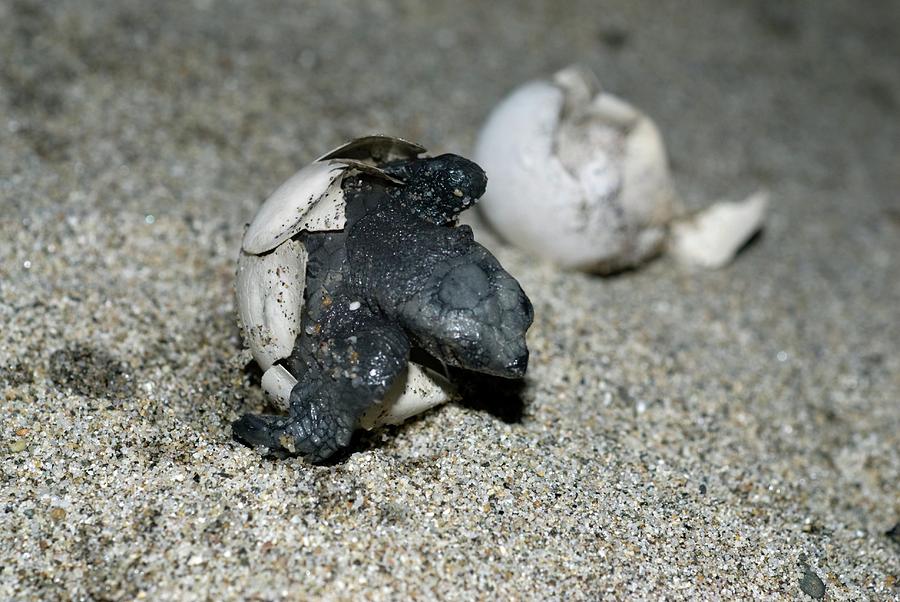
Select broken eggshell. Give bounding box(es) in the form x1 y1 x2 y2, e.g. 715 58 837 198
474 66 766 272
669 191 769 269
475 66 677 273
236 136 454 430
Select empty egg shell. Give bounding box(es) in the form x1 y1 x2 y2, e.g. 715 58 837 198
474 65 678 273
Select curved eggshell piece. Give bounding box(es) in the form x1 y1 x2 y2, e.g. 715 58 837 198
242 160 346 255
317 135 425 164
261 364 297 411
260 361 454 428
236 239 307 370
358 363 455 429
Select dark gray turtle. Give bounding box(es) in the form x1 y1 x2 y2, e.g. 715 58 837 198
234 136 533 462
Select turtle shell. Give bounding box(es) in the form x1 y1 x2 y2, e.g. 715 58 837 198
236 136 455 427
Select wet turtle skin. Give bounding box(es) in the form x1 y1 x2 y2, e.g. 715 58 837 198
233 155 534 461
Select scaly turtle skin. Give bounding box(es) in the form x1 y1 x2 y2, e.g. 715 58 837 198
233 144 533 462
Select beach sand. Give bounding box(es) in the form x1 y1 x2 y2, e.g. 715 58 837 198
1 1 898 599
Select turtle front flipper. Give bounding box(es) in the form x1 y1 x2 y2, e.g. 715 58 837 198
235 312 411 463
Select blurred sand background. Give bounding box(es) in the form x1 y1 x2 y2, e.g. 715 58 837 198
1 0 898 599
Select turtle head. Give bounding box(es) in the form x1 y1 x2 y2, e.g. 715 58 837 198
385 154 488 225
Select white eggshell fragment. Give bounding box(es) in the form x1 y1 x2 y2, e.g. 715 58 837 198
242 160 346 255
358 363 455 429
474 66 677 273
261 364 298 410
261 362 453 428
236 239 307 370
669 191 769 269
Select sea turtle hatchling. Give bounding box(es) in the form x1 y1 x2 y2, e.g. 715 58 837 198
234 136 534 462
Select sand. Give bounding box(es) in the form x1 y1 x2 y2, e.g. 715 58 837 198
1 0 898 599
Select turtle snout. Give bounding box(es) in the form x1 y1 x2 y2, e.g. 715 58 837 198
505 350 529 378
470 329 529 379
461 160 488 201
